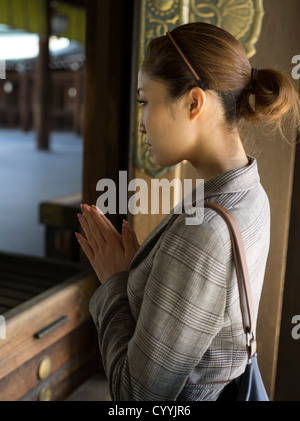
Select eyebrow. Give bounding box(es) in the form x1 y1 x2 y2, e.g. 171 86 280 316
137 87 145 95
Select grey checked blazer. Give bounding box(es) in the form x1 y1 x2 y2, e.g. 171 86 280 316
89 157 270 401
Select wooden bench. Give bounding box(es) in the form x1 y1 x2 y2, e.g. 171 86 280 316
39 193 82 262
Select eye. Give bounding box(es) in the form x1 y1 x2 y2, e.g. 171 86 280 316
137 99 147 109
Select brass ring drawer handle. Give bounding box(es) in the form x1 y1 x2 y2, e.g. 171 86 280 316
34 316 68 339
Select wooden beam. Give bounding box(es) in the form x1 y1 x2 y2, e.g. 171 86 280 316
82 0 133 231
35 0 51 150
19 72 31 132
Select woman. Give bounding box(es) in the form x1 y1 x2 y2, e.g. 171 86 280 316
75 23 300 401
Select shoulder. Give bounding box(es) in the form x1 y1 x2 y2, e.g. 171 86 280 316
161 208 230 265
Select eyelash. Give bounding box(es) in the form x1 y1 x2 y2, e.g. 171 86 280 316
137 99 147 108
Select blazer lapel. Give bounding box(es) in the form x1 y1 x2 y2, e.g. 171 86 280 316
129 211 174 270
128 188 197 269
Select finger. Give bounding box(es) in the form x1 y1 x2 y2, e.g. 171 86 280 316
88 205 116 244
81 205 108 245
77 211 101 250
75 232 94 261
92 205 122 242
122 219 140 250
122 220 139 258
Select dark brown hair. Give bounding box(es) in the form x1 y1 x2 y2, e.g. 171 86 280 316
141 22 300 136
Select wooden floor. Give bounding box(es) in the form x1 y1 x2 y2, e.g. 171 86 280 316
66 374 111 401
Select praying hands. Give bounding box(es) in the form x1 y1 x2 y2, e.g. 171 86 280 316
75 204 140 284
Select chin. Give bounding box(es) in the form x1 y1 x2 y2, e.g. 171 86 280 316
154 156 181 168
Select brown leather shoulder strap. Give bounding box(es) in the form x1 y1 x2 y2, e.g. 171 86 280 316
204 202 257 357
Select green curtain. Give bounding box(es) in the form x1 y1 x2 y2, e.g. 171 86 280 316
54 2 85 44
0 0 47 35
0 0 85 43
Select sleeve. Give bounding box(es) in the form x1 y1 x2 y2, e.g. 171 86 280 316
89 216 227 401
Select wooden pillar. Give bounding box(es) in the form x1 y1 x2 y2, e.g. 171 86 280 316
35 0 51 150
83 0 133 231
248 0 299 400
19 72 31 132
274 103 300 401
73 69 83 135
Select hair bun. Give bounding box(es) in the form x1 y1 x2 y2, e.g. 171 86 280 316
239 68 300 136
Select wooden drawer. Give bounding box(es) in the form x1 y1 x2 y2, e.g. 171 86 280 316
1 320 100 401
0 252 100 400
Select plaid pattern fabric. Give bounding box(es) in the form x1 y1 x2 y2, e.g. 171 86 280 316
89 157 270 401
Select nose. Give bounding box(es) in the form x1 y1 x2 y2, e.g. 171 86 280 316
139 125 146 135
138 117 146 135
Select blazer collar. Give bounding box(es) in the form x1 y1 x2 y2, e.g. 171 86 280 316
203 156 260 200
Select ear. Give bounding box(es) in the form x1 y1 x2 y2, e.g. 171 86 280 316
189 88 206 121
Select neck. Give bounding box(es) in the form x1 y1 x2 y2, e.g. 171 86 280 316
189 128 249 182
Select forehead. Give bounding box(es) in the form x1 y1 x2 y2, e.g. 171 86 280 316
137 70 167 97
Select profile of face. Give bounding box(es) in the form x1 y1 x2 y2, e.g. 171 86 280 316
137 70 207 168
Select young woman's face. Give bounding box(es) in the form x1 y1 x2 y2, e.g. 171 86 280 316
137 70 194 168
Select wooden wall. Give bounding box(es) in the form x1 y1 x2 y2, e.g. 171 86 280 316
248 0 299 400
274 124 300 401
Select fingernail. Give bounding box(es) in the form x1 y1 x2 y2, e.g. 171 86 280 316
92 205 103 215
81 204 91 214
122 219 129 233
75 232 80 242
77 213 85 224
